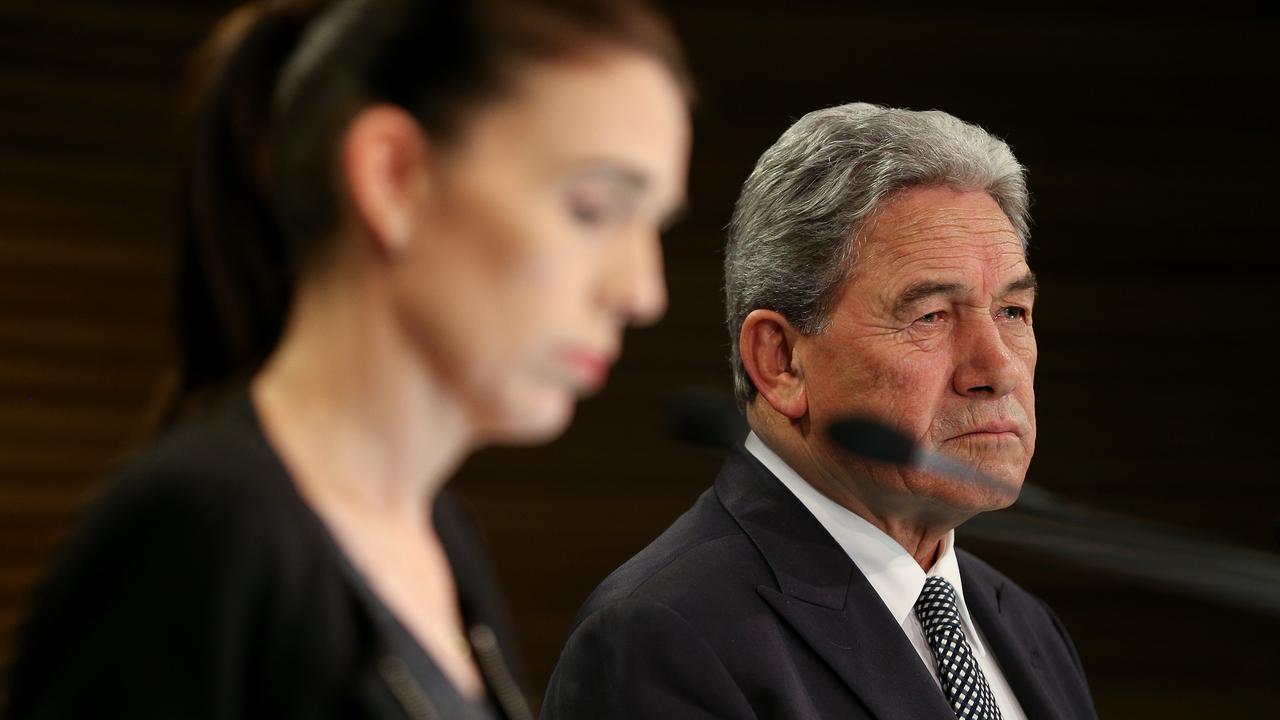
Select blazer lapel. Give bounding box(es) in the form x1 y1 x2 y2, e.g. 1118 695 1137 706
716 448 955 720
959 554 1062 720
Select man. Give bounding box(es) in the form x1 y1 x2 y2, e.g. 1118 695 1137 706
542 103 1098 719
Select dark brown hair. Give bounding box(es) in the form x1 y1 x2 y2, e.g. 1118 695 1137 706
170 0 690 420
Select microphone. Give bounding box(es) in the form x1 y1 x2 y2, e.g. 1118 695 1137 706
663 394 1280 617
825 415 1280 618
664 389 747 450
826 417 1006 492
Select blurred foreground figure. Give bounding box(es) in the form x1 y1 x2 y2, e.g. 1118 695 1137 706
7 0 689 717
543 104 1098 720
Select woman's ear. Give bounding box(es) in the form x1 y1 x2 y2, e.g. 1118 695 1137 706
739 309 808 420
341 104 431 259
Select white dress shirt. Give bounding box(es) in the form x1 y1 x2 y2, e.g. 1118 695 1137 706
745 432 1028 720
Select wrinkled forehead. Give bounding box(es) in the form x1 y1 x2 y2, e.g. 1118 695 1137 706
854 187 1029 284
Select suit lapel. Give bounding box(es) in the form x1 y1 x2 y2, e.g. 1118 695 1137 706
959 553 1062 720
716 449 955 720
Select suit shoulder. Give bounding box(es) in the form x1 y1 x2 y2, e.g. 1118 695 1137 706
546 492 766 720
576 488 767 623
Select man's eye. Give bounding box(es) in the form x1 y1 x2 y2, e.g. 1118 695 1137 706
916 311 943 325
998 306 1029 321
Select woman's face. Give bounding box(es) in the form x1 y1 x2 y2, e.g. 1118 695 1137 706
392 50 691 443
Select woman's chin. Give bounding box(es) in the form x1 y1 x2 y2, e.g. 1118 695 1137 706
483 392 577 446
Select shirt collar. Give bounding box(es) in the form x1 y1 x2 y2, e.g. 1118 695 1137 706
744 432 987 656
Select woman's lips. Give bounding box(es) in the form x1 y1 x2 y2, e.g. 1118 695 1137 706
561 348 614 389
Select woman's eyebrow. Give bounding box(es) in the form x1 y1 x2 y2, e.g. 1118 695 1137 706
567 160 648 191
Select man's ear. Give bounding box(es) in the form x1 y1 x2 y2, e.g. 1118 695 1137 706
740 309 807 420
341 104 431 259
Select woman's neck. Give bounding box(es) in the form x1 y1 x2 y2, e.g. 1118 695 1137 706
250 262 472 528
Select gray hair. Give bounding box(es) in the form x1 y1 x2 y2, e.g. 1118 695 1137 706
724 102 1030 410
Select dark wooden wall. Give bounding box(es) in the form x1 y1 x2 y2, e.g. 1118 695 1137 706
2 1 1277 715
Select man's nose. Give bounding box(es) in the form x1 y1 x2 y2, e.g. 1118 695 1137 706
951 314 1019 398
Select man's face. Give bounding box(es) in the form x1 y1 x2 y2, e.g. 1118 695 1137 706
798 185 1037 519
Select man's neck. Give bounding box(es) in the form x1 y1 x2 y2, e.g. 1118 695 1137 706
749 412 957 571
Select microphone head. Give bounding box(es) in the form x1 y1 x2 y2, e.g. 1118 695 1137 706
827 417 916 465
665 390 747 450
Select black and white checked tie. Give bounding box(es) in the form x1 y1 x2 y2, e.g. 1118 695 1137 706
913 576 1003 720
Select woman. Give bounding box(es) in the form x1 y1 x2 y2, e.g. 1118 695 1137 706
7 0 691 717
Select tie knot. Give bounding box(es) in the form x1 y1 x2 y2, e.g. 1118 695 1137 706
914 576 962 630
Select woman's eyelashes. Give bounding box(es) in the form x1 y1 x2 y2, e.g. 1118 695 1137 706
567 194 615 226
564 183 638 231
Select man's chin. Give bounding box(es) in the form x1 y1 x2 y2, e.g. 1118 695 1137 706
912 469 1024 518
936 445 1029 502
983 479 1023 511
967 463 1025 509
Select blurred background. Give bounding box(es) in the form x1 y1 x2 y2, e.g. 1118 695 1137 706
1 0 1277 715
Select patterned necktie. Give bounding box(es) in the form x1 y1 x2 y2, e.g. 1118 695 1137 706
913 576 1003 720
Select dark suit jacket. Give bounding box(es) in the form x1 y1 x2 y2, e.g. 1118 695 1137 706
542 447 1097 719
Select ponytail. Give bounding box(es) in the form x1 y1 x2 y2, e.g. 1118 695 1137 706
167 2 322 422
